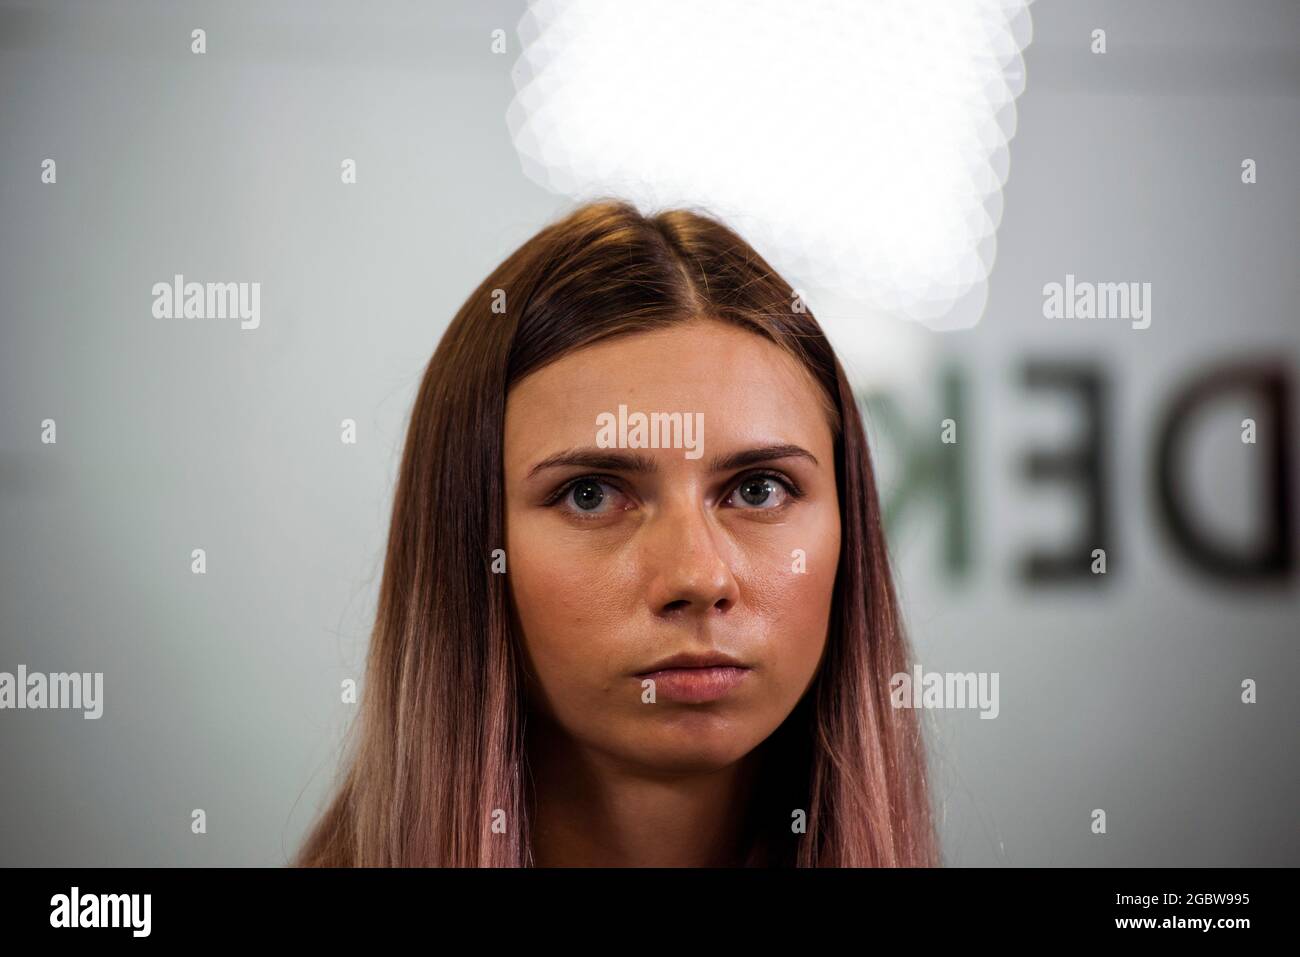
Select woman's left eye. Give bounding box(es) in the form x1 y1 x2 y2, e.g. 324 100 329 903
725 474 791 510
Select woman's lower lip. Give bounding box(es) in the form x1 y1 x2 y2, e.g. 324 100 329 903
635 666 750 703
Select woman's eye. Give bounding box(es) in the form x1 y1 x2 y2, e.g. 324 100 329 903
560 478 620 514
552 474 796 516
727 475 790 510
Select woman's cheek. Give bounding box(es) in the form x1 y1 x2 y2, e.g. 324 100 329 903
745 521 838 694
510 525 625 685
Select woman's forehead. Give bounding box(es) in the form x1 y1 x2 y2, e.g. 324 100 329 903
503 322 832 468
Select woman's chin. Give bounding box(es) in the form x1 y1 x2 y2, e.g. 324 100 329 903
623 728 759 775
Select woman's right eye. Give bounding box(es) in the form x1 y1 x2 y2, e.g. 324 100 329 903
554 477 624 516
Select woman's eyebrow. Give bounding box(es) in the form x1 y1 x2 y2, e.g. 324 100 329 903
527 449 658 478
710 444 819 471
527 443 818 479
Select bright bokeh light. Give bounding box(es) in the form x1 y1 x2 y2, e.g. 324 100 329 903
506 0 1034 332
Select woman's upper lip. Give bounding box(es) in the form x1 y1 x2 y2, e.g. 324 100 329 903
635 651 750 675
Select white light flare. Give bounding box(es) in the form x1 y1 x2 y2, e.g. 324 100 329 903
507 0 1034 333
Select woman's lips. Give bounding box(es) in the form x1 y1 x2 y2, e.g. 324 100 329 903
635 666 751 703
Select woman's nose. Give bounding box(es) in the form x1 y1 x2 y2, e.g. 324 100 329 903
641 501 741 618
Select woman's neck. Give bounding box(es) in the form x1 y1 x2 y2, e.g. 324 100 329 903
525 713 765 867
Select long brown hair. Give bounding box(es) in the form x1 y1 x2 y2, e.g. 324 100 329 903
295 198 940 867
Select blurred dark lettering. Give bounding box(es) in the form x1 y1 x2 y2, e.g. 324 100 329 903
865 367 970 576
1018 362 1109 583
1154 363 1294 581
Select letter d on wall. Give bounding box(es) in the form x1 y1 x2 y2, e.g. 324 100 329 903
1154 363 1294 581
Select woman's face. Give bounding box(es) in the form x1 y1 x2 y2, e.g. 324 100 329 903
503 319 840 774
